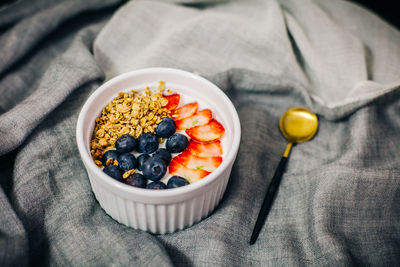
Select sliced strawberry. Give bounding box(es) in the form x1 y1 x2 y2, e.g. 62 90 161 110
174 151 222 172
163 93 180 111
171 102 198 121
175 109 212 130
185 119 225 142
187 140 223 157
169 158 210 183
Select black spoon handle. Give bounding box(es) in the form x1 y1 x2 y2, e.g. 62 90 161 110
249 156 288 245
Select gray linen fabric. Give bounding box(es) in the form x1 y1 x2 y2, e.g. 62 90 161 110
1 0 400 266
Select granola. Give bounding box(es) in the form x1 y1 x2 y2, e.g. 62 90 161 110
122 169 135 179
90 82 170 166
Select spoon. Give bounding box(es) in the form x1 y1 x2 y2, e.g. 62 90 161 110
249 107 318 245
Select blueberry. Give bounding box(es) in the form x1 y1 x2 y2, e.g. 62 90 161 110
103 165 123 181
156 117 176 138
101 150 119 166
115 134 136 153
153 148 172 165
166 133 188 153
142 156 167 181
146 181 167 190
137 133 158 154
117 153 137 172
167 176 190 188
125 173 147 188
137 154 151 171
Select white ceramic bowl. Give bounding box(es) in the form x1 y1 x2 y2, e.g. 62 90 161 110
76 68 241 234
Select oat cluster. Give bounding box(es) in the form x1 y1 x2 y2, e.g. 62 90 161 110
90 82 170 166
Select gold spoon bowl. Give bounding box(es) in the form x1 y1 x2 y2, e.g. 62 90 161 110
280 107 318 157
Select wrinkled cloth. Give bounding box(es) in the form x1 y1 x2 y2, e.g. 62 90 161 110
1 0 400 266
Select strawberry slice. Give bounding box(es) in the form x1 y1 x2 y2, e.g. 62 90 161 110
169 158 210 183
175 109 212 130
171 102 198 121
174 151 222 172
185 119 225 142
163 93 180 111
187 140 223 157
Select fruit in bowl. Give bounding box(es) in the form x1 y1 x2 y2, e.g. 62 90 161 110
90 81 227 189
76 68 240 234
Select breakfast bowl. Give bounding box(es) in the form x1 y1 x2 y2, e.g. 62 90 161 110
76 68 241 234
